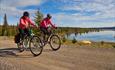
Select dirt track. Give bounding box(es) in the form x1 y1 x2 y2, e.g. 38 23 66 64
0 39 115 70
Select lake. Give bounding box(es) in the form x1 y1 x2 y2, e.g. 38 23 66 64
66 30 115 42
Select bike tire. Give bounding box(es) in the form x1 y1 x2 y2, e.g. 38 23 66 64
49 34 61 51
29 36 43 56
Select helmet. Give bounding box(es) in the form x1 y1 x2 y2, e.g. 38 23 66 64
23 11 29 17
47 14 52 19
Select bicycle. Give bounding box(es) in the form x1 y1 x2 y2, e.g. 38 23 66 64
17 28 43 56
40 27 61 51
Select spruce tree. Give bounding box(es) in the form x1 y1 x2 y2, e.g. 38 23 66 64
1 14 9 36
34 10 43 26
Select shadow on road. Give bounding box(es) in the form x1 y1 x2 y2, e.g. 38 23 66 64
0 48 18 57
0 47 53 58
0 48 35 58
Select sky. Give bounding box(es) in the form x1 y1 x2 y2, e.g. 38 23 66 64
0 0 115 27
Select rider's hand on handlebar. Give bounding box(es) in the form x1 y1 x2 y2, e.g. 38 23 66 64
55 27 57 29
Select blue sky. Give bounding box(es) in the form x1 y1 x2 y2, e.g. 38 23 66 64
0 0 115 27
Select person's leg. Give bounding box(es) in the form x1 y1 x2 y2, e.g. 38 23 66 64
19 28 24 40
24 28 31 36
47 28 52 36
45 28 51 41
18 28 25 49
40 27 48 41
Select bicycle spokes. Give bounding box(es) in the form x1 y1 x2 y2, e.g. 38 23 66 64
29 36 43 56
50 35 61 51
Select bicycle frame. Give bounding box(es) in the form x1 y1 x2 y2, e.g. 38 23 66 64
41 27 56 45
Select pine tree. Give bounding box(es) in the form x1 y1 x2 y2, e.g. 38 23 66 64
1 14 9 36
34 10 43 26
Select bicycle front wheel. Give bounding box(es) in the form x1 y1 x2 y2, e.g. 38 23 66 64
29 36 43 56
49 35 61 51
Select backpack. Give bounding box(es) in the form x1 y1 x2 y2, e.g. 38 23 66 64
14 33 20 43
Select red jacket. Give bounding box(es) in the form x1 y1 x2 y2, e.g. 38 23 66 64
40 18 56 28
19 16 35 29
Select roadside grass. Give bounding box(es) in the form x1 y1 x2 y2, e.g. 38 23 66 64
0 36 115 48
62 39 115 48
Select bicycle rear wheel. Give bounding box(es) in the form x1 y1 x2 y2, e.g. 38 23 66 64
17 35 29 52
49 35 61 51
23 36 30 48
17 36 29 52
29 36 43 56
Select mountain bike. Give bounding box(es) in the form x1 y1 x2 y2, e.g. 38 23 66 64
40 27 61 51
17 29 43 56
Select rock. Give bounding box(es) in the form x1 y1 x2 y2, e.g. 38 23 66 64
81 40 91 44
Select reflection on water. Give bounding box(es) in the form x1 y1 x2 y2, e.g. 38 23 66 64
66 30 115 42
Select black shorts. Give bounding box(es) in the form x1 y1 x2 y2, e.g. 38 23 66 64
19 28 31 39
40 27 51 35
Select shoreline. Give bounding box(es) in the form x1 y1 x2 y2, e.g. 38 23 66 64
0 36 115 48
62 39 115 48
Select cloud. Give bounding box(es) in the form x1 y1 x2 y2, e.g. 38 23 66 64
52 12 115 27
0 0 45 24
60 0 115 16
53 0 115 27
0 0 115 27
0 0 43 7
0 0 44 17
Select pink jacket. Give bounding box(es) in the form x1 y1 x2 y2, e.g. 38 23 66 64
19 16 35 29
40 18 56 28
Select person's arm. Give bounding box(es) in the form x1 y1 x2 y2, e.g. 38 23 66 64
48 19 56 28
27 18 37 28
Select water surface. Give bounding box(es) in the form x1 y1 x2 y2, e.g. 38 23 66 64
66 30 115 42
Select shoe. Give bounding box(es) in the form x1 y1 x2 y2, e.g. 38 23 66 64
17 43 24 52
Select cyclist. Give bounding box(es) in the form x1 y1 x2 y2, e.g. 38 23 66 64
40 14 56 41
18 11 37 43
